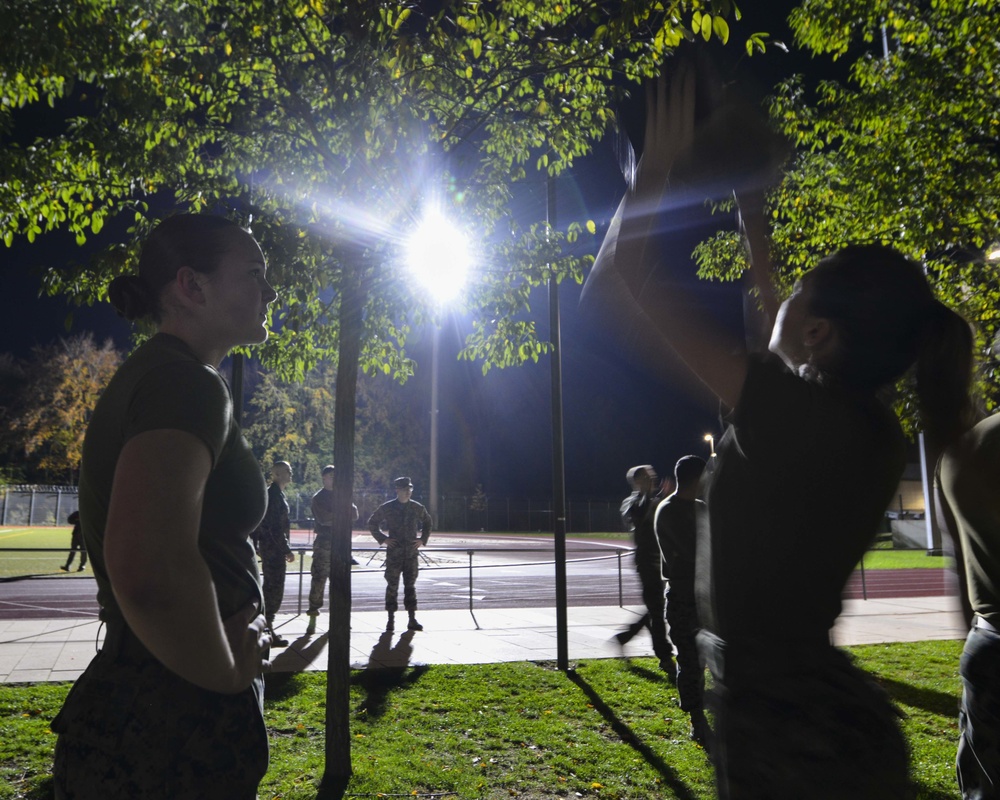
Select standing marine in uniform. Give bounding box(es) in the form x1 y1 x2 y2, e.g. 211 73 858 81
368 476 433 632
306 464 359 635
257 460 295 647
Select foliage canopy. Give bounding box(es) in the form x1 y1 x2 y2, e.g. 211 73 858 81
0 0 752 380
693 0 1000 427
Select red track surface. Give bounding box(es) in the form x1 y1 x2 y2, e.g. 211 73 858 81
842 568 952 599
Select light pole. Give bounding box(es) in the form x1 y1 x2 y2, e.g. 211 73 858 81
704 433 717 459
406 207 471 524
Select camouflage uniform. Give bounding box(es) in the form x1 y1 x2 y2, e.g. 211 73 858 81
368 498 432 613
307 488 358 615
257 481 292 625
52 619 267 799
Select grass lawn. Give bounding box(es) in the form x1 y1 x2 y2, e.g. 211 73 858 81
0 640 964 799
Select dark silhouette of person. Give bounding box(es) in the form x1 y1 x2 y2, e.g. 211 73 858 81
655 455 710 749
61 510 87 572
257 460 296 647
614 465 675 677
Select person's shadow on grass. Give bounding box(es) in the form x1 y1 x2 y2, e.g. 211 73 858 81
567 671 701 800
876 675 961 718
354 630 427 721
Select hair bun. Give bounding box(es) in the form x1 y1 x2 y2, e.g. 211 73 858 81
108 274 156 321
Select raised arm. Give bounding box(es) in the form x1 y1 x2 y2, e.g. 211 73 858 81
105 429 267 694
606 59 750 408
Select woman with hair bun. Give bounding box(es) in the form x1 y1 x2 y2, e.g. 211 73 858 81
591 58 974 799
52 214 278 799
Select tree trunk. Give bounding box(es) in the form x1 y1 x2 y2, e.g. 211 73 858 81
318 256 364 797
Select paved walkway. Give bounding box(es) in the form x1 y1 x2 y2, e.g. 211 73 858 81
0 595 967 684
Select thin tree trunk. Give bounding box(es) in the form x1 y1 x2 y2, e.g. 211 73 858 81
318 256 364 797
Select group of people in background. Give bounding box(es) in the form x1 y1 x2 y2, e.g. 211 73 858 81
617 458 712 750
46 52 999 800
251 464 432 645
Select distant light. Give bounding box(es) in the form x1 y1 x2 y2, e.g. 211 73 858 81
406 208 471 304
987 245 1000 262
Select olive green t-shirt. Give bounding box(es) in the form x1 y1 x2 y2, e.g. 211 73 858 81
699 355 906 646
939 414 1000 628
78 333 266 623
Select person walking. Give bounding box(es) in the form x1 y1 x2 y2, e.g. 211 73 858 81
614 465 675 677
51 214 276 799
655 455 710 749
306 464 359 635
257 460 296 647
60 510 87 572
368 476 432 632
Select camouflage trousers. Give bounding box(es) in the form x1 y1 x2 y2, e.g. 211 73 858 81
308 533 333 614
665 589 703 713
698 631 911 800
259 538 289 623
52 620 267 799
384 543 420 612
958 624 1000 799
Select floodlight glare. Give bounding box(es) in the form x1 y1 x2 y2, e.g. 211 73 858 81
406 208 471 304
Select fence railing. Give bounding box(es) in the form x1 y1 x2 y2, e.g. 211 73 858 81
0 544 641 623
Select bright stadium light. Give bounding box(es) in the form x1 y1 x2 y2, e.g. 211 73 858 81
406 207 471 305
405 205 473 525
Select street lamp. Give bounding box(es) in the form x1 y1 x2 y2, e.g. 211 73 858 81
406 207 472 524
704 433 717 458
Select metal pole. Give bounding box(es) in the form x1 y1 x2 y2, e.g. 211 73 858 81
617 549 624 607
859 556 868 601
297 550 306 614
430 324 440 524
548 173 569 670
467 550 480 629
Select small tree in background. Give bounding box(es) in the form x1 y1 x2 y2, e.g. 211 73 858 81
8 334 120 484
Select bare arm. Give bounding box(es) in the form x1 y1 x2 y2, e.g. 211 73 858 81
609 60 749 408
105 429 268 693
735 189 780 325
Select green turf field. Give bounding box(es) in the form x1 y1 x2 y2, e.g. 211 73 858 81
0 527 84 578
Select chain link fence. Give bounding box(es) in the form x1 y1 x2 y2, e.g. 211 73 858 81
2 485 624 535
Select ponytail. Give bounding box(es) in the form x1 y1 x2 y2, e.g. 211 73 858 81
804 245 975 449
107 274 158 322
915 301 975 450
